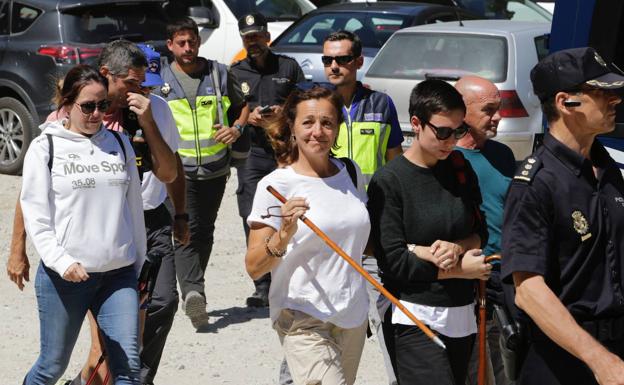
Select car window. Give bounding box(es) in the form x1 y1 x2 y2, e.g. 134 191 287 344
0 1 8 35
534 34 550 61
224 0 314 21
11 2 42 34
367 32 508 83
61 3 168 43
276 12 410 49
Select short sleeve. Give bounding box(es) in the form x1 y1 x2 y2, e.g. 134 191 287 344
247 174 282 231
227 69 246 111
385 96 404 149
501 179 552 283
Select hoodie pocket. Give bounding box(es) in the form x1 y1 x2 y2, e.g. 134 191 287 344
58 216 74 247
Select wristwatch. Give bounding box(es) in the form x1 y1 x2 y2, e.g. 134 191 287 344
234 123 245 134
174 213 189 221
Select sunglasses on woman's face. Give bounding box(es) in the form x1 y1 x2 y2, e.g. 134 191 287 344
75 100 110 115
321 55 355 67
424 121 469 140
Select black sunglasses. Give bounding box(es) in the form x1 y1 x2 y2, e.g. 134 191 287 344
424 120 469 140
321 55 355 67
75 100 110 114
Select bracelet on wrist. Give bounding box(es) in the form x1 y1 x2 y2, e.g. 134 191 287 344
264 236 286 258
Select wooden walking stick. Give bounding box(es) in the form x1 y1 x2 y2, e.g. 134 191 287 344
266 185 446 350
478 255 502 385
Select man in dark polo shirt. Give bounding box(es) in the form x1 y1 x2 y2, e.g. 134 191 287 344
230 12 305 307
501 47 624 385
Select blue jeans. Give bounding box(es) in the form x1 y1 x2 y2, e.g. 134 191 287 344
25 263 140 385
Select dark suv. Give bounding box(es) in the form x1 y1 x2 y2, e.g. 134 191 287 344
0 0 169 174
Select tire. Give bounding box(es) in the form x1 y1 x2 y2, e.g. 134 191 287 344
0 97 36 175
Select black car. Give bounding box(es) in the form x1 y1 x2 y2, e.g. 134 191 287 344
0 0 169 174
270 2 481 83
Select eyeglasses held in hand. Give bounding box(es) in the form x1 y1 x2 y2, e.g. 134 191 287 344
260 206 290 219
321 55 355 67
75 100 111 115
424 121 469 140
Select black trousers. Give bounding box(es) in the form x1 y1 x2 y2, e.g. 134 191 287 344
236 147 276 291
140 203 179 384
383 308 475 385
519 334 624 385
174 175 227 299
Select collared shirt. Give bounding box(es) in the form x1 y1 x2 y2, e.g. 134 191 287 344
231 51 304 153
502 133 624 321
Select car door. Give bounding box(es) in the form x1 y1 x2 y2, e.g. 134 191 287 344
0 0 9 64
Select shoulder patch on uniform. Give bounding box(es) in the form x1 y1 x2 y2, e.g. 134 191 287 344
513 156 542 184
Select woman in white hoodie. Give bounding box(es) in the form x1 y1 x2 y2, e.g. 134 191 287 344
20 64 146 385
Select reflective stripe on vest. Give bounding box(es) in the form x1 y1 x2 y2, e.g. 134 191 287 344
167 94 231 167
334 89 393 184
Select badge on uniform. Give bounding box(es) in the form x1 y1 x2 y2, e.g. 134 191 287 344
241 81 250 95
572 210 592 241
160 82 171 96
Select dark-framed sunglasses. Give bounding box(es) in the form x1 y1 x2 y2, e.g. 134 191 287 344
321 55 355 67
75 100 110 114
424 120 469 140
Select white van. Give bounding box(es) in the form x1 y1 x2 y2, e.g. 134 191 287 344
169 0 316 64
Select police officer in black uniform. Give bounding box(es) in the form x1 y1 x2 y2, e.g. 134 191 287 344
501 47 624 385
231 12 305 307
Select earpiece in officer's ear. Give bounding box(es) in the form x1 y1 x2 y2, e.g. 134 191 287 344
564 100 582 107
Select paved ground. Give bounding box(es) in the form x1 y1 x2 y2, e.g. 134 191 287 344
0 172 388 385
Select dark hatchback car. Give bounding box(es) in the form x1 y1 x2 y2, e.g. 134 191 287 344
270 2 481 82
0 0 169 174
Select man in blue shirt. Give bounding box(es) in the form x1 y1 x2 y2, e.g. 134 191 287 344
455 75 516 385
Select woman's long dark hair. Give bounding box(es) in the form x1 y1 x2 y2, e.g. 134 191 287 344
265 86 344 165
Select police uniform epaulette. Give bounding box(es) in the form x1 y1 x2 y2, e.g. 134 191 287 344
513 155 542 184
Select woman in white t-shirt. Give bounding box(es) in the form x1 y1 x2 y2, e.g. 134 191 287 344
245 85 370 385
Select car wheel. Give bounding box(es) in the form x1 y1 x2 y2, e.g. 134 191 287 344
0 97 36 175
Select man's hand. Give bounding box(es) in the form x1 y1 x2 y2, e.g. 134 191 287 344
173 217 190 245
591 350 624 385
63 262 89 282
127 92 154 127
214 124 241 144
7 251 30 291
248 105 281 128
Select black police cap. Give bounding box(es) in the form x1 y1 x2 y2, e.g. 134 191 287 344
531 47 624 102
238 13 268 36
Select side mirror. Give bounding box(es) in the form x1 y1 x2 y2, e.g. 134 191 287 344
188 6 219 29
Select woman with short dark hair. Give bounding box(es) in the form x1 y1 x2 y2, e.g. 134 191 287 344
368 79 492 385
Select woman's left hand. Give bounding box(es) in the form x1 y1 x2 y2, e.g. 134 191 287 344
430 240 462 270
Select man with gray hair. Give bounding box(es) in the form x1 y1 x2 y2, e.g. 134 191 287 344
454 75 516 385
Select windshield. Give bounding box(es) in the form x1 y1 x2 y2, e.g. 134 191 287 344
224 0 314 21
367 33 508 83
62 3 168 44
274 12 410 49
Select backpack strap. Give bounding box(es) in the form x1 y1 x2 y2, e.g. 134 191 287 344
46 134 54 172
110 130 127 162
339 157 358 188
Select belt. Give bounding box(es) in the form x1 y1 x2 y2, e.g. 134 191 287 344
581 314 624 341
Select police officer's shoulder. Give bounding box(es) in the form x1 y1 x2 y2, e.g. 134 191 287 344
513 154 543 184
274 53 301 66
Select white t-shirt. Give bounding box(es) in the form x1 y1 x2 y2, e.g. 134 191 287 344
247 158 370 329
141 94 180 210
